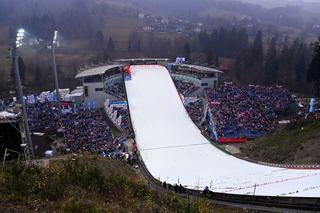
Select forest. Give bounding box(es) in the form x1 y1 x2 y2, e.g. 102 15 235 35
0 0 319 96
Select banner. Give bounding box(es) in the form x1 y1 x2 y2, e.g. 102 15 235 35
310 98 316 113
110 101 127 108
184 97 199 105
117 115 122 126
175 57 186 64
207 109 218 141
218 137 247 143
112 110 118 120
105 99 110 108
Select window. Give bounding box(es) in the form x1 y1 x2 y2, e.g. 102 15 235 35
201 83 208 86
95 88 104 92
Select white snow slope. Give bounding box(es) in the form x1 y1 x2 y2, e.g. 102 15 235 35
125 65 320 197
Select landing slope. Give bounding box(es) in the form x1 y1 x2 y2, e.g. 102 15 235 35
125 65 320 197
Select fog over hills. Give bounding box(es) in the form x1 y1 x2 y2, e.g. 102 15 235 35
240 0 320 10
0 0 319 94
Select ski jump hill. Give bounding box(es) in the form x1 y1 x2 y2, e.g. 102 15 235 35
124 64 320 197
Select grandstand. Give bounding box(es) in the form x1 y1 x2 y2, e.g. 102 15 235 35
74 59 223 109
204 84 295 143
170 63 222 96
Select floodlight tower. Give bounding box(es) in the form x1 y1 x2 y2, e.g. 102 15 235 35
12 28 34 160
52 30 61 115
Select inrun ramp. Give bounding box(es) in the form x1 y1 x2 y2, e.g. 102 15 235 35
125 65 320 197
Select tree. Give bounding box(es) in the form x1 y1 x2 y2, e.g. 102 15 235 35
245 30 264 83
107 37 115 52
92 30 105 51
184 43 191 62
136 40 142 52
252 30 263 63
34 65 44 88
238 28 249 53
198 30 209 52
306 38 320 96
206 50 213 65
264 38 278 85
128 43 132 52
294 44 307 84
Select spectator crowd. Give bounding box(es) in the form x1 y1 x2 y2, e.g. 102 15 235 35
205 84 295 139
105 82 126 98
1 94 119 154
175 80 200 96
60 110 115 153
114 107 133 135
26 102 60 132
185 99 204 125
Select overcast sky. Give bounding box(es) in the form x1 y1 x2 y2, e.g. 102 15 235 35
243 0 320 3
275 0 320 2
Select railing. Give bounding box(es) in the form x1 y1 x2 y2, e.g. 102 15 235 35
257 161 320 169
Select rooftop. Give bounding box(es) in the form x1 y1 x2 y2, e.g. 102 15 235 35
173 63 223 74
113 58 171 63
0 111 18 123
75 65 122 79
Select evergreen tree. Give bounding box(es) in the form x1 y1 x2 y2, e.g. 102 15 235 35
198 30 209 52
103 49 109 61
245 30 264 83
294 44 307 84
107 37 115 52
184 43 191 62
217 28 227 57
252 30 263 63
264 38 278 85
238 28 249 52
207 50 213 65
295 53 306 84
128 43 132 52
92 30 105 51
307 38 320 95
34 65 43 88
136 40 142 52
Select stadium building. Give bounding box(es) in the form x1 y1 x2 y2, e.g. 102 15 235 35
75 58 223 108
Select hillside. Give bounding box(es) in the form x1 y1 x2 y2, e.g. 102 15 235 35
0 156 252 213
0 0 318 96
237 120 320 164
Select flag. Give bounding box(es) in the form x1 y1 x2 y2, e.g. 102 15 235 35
117 115 122 126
